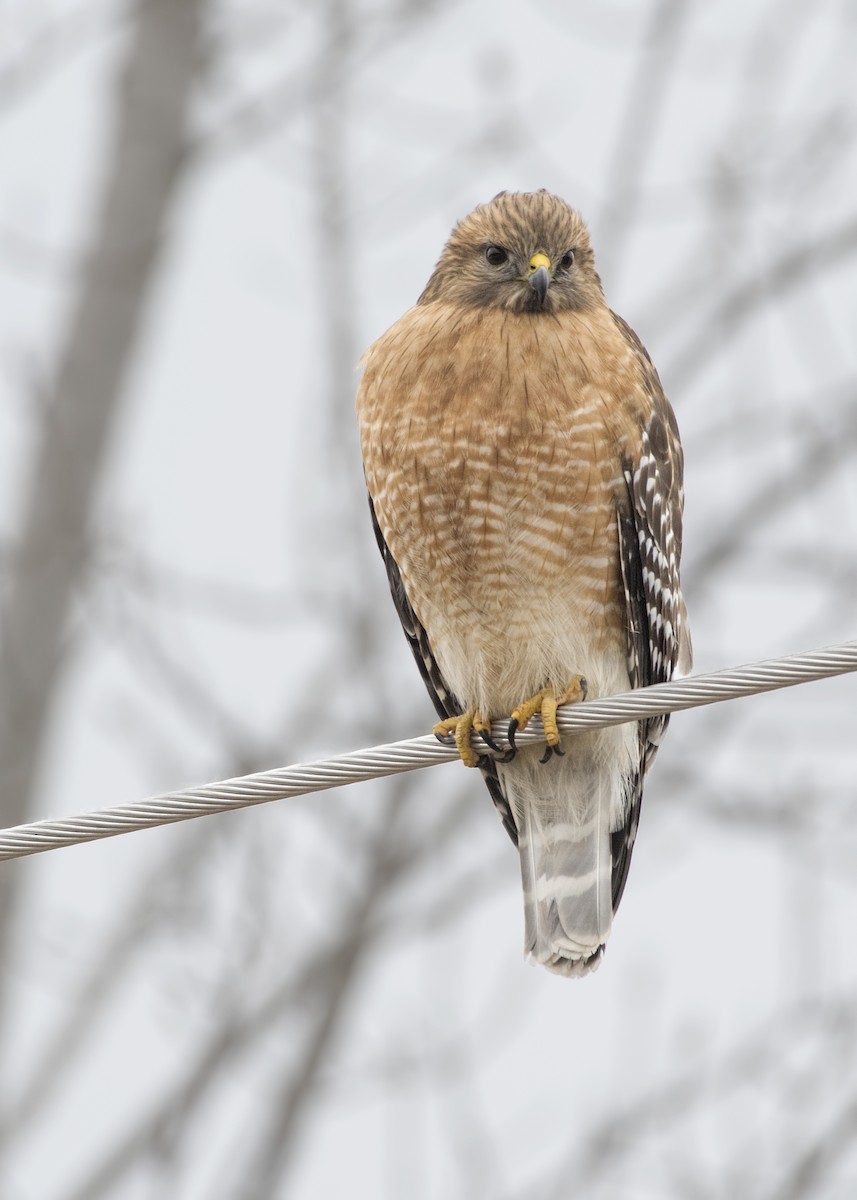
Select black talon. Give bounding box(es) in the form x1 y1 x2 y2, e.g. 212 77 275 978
434 730 455 746
479 727 502 753
507 717 520 752
479 726 516 760
539 743 566 764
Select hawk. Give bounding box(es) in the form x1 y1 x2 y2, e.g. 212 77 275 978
356 191 691 977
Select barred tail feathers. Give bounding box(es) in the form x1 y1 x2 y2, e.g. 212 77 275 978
498 749 619 978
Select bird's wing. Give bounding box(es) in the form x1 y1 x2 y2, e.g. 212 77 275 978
368 494 458 722
611 311 691 908
368 495 519 845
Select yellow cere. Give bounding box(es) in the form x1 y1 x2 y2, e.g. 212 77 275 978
528 252 551 273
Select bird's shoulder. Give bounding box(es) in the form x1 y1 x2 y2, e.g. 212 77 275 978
607 309 682 449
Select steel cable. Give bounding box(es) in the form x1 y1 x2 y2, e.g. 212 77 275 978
0 640 854 862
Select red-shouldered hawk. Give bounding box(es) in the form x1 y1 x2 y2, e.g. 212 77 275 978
356 191 691 977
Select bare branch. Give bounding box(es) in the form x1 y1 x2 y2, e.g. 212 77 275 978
0 2 131 113
666 216 857 392
227 792 404 1198
688 396 857 592
0 825 215 1139
595 0 693 281
766 1089 857 1200
61 792 401 1200
535 992 857 1198
0 0 206 985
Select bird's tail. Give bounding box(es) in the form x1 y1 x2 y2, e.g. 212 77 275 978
498 746 618 978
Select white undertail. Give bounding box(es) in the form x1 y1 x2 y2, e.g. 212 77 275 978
498 737 626 977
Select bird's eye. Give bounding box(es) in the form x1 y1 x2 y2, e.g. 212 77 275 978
485 245 508 266
559 250 575 270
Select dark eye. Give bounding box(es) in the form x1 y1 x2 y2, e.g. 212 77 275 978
559 250 575 270
485 244 508 266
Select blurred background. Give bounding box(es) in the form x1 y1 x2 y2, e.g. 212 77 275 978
0 1 856 1196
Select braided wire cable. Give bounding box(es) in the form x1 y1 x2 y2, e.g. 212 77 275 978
0 641 855 863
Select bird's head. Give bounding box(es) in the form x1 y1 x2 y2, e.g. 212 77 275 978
418 190 604 314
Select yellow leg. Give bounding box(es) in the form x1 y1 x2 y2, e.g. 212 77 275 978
508 675 587 751
554 675 588 736
433 707 488 768
472 712 495 743
510 687 556 741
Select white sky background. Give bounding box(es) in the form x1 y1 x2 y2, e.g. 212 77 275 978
1 1 857 1197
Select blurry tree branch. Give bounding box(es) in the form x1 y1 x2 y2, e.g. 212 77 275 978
768 1089 857 1200
0 823 217 1141
596 0 691 281
0 2 131 113
113 545 324 628
665 215 857 392
0 0 205 1030
117 608 266 762
538 992 857 1199
61 790 399 1200
228 794 404 1199
689 392 857 591
196 0 442 159
0 0 203 813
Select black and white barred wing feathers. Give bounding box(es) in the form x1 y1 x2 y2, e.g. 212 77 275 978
614 315 692 771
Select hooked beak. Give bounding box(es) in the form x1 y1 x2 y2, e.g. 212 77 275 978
527 252 552 307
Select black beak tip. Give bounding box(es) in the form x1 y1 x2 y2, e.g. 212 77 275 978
529 265 550 307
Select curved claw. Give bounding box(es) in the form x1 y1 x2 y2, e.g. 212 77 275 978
434 729 455 746
539 743 566 764
507 716 520 753
478 718 517 762
478 727 502 753
508 676 587 762
477 722 516 763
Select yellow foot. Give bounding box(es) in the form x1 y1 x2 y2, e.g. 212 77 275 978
433 708 491 768
508 676 588 759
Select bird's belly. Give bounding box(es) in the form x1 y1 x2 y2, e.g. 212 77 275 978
427 574 628 720
398 442 628 717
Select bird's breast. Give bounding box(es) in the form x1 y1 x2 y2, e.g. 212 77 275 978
358 305 639 713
